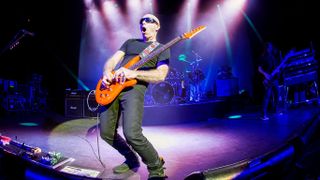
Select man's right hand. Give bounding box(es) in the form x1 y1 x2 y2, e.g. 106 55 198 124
102 70 114 87
101 51 125 87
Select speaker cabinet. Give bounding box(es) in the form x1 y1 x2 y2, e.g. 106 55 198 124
65 98 84 118
83 97 99 117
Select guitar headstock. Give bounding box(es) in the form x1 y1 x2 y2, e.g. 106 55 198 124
182 26 207 39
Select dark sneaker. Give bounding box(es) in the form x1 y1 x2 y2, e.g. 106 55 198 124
148 157 167 179
112 160 140 174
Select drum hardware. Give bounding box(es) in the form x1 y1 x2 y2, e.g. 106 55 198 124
144 52 207 105
144 72 189 105
188 69 205 84
187 50 205 102
173 79 189 104
151 81 175 105
166 68 184 81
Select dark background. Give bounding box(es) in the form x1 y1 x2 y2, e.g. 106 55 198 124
0 0 84 113
0 0 319 114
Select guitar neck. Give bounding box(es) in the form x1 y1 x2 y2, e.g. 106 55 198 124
129 36 183 70
270 53 292 78
270 63 283 77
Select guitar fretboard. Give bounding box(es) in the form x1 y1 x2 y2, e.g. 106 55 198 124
129 36 183 70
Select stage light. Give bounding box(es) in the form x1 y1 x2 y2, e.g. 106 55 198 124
217 3 233 65
84 0 94 9
228 115 242 119
176 0 199 32
19 122 39 127
241 10 263 43
224 0 246 12
102 1 122 29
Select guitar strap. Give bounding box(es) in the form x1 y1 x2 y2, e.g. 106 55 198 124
139 41 160 58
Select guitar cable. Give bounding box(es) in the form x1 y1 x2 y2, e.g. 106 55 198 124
86 90 100 112
85 90 106 169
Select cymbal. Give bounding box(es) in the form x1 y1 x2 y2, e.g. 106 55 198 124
178 59 192 64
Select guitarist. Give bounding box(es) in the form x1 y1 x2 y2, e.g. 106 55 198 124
258 42 281 120
100 14 170 179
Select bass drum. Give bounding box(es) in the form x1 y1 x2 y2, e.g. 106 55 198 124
151 81 175 105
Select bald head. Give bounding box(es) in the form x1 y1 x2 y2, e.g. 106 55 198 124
140 14 160 28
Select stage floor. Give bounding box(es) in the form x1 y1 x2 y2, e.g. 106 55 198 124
0 103 319 179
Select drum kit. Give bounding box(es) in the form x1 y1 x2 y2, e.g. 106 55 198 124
145 51 205 105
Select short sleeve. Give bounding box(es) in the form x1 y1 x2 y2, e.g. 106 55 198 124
119 39 133 52
157 48 170 67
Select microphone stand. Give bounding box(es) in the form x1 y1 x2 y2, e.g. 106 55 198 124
0 30 28 57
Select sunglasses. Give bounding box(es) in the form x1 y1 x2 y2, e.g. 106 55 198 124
140 17 158 25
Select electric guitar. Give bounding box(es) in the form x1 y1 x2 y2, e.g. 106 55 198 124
95 26 207 106
263 49 295 87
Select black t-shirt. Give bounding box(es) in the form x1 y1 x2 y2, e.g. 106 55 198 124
117 38 170 86
118 39 170 70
